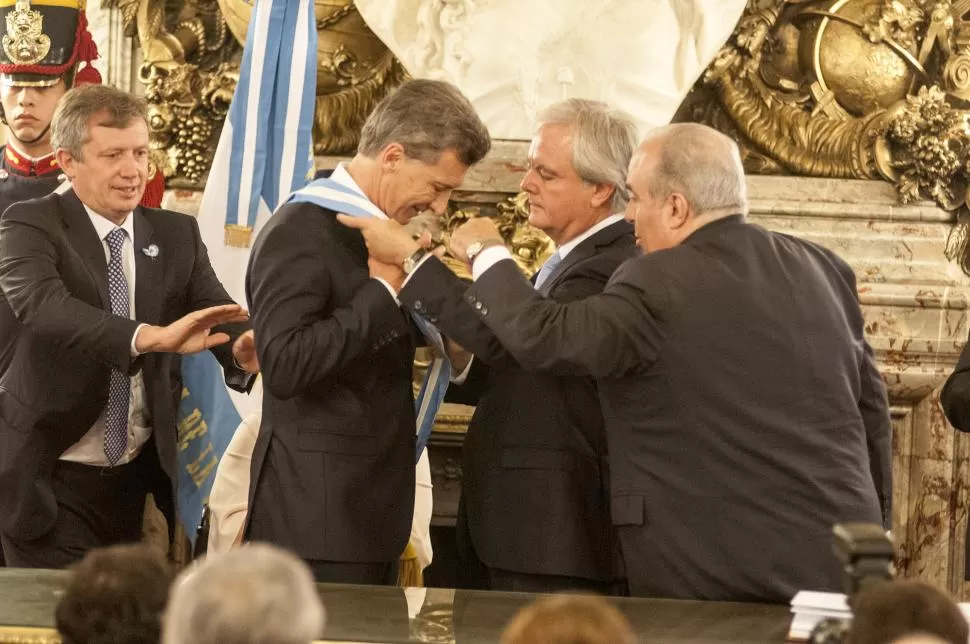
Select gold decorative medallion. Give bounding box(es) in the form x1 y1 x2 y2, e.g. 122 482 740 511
2 1 51 66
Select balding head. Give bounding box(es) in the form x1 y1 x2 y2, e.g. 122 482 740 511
890 636 951 644
624 123 747 253
640 122 747 216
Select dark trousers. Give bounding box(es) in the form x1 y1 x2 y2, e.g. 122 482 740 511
456 497 621 595
306 559 399 585
1 448 156 569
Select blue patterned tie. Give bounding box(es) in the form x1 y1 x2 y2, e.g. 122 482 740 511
533 251 562 289
104 228 130 465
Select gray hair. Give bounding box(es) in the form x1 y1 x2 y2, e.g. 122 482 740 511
51 85 148 160
162 544 325 644
358 78 491 166
644 123 748 215
536 99 639 212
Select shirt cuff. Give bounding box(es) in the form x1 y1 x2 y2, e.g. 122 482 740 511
472 246 515 281
131 323 148 357
400 253 435 289
450 356 474 384
374 278 402 306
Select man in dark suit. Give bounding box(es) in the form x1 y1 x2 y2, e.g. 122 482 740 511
245 79 491 584
442 123 893 602
939 325 970 579
0 85 256 568
339 99 638 593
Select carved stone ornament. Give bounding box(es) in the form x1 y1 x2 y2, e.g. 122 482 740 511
676 0 970 273
355 0 748 140
2 0 50 66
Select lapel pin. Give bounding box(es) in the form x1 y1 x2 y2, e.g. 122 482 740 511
142 244 159 259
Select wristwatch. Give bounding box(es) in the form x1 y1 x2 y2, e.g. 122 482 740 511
465 238 504 264
402 247 430 275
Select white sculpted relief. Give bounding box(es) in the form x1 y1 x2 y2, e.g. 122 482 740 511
356 0 747 139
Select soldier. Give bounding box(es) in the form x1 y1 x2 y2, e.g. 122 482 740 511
0 0 163 217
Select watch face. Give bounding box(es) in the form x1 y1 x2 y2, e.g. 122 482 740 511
467 241 484 259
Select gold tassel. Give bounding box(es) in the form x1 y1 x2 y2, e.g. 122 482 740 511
397 541 424 587
224 224 254 248
946 215 970 276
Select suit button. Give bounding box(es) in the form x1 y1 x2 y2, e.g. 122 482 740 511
474 301 483 311
414 301 423 311
480 306 488 315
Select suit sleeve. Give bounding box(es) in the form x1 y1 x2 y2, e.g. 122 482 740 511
835 252 892 528
942 338 970 431
859 339 892 529
0 202 139 374
183 216 253 393
399 256 512 365
466 257 661 379
248 210 411 400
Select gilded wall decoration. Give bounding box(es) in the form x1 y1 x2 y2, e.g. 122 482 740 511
103 0 407 188
676 0 970 272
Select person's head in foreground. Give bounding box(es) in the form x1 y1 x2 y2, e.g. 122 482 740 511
847 580 968 644
55 543 175 644
501 594 637 644
163 542 325 644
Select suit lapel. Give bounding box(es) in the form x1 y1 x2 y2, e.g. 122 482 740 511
58 189 109 307
539 220 634 295
133 208 163 325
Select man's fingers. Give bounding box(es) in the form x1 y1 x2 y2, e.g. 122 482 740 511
336 214 367 229
190 305 249 327
203 332 231 349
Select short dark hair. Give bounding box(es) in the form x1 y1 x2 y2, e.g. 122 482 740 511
55 544 175 644
848 581 969 644
357 78 491 167
51 85 148 160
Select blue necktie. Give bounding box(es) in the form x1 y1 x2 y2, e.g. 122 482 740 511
104 228 131 465
534 251 562 289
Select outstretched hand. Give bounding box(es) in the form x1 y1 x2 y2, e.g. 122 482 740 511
134 304 249 355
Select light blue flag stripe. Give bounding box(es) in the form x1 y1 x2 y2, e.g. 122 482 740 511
178 0 317 545
288 178 451 461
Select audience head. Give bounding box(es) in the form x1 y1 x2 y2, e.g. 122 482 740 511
890 636 951 644
163 543 325 644
625 122 747 253
55 543 175 644
521 99 639 244
847 580 968 644
501 595 637 644
355 78 490 223
51 85 150 223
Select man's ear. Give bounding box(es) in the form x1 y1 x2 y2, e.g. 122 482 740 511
666 192 692 230
590 183 615 210
379 143 406 172
55 149 76 178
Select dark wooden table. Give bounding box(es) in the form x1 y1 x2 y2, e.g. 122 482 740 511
0 568 794 643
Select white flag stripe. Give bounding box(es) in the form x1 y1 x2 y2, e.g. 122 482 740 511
236 0 274 229
277 0 312 202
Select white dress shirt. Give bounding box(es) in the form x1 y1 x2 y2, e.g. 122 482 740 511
59 206 152 466
471 213 626 280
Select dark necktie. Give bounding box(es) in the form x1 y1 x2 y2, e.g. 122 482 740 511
104 227 131 465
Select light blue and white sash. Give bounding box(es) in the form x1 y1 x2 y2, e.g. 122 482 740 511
288 177 450 462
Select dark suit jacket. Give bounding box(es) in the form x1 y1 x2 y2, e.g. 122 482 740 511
0 188 250 540
245 201 418 563
463 215 892 602
399 220 636 582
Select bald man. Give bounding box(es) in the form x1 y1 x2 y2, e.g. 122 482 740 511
438 123 892 602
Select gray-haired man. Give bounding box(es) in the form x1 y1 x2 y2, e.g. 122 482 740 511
340 99 639 593
245 78 491 584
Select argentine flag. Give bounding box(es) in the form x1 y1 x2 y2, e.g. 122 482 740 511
176 0 317 543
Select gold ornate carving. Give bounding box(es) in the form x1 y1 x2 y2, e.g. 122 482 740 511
679 0 970 272
2 0 50 66
0 626 60 644
106 0 409 188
